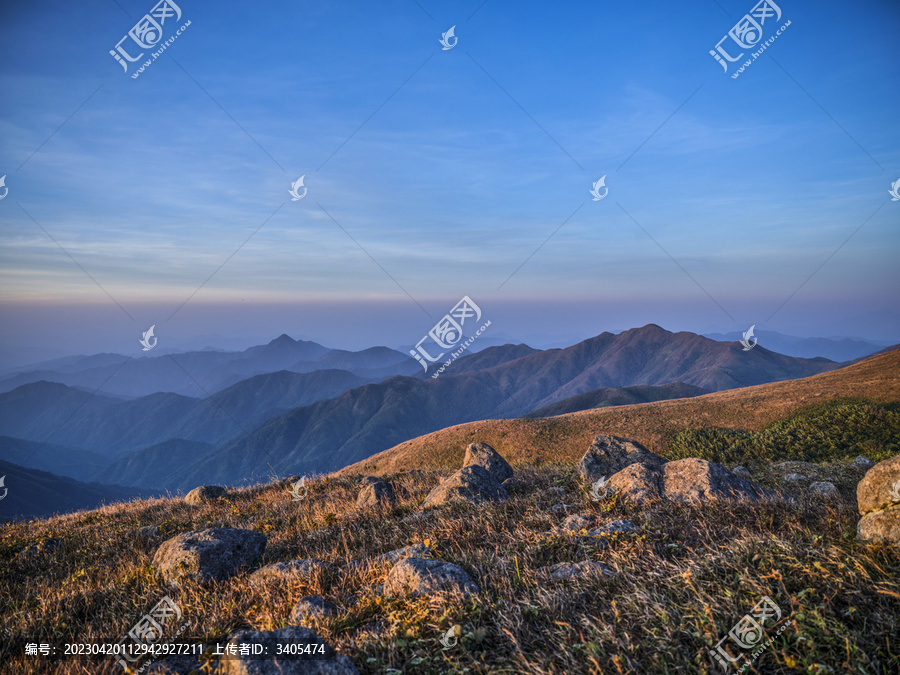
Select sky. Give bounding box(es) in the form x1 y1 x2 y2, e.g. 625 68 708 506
0 0 898 363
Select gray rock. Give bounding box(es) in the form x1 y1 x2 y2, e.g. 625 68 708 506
732 466 752 480
291 596 339 622
358 476 383 486
784 473 807 483
217 625 358 674
356 479 396 509
663 459 775 503
809 481 839 498
540 561 614 580
421 465 508 509
184 485 226 505
857 505 900 545
384 557 479 597
578 433 666 483
249 558 334 584
857 454 900 515
152 528 266 586
606 463 663 503
559 514 591 533
376 543 432 564
463 442 513 484
851 456 875 470
592 519 638 534
501 476 528 492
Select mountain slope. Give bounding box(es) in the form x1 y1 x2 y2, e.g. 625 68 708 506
0 436 110 482
339 347 900 476
98 439 217 491
524 382 708 418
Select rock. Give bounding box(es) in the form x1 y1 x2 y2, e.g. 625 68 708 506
421 465 507 509
851 456 875 470
732 466 752 480
184 485 226 505
606 463 663 503
857 506 900 545
384 557 479 597
249 558 334 584
376 543 431 564
358 476 383 486
290 596 339 623
857 454 900 516
663 459 774 503
501 476 527 492
356 479 396 509
578 433 666 483
592 519 638 534
152 528 266 586
559 514 591 533
809 481 839 498
784 473 807 483
463 442 513 484
400 512 431 524
546 487 566 496
217 625 358 674
540 561 614 580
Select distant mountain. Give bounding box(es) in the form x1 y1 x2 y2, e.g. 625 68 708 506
98 439 217 492
703 330 886 362
0 459 156 521
170 325 842 490
524 382 708 418
0 436 110 482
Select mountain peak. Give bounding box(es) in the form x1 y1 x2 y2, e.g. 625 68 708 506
269 334 297 346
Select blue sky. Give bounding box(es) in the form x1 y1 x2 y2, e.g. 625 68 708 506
0 0 898 360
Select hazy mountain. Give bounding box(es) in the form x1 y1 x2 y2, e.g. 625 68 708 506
0 436 110 482
97 439 217 492
169 325 841 490
0 459 156 521
703 330 886 362
524 382 708 418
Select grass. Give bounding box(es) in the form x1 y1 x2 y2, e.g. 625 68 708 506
1 445 899 673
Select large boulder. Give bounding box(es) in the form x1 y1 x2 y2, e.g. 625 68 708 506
606 463 663 503
578 434 666 482
857 507 900 545
184 485 226 505
857 454 900 515
421 465 508 509
384 557 479 597
217 625 358 674
662 459 774 503
248 558 334 585
356 479 396 509
152 528 266 586
463 442 513 484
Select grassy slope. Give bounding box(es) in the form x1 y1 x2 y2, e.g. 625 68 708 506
339 349 900 477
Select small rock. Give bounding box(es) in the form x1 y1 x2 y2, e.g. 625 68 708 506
384 557 479 597
857 454 900 515
358 476 383 486
540 561 614 580
290 595 339 622
559 514 591 533
377 543 432 564
857 505 900 545
850 456 875 470
784 473 807 483
592 519 638 534
732 466 752 479
809 481 839 498
152 528 266 586
356 479 396 509
184 485 226 505
217 625 358 674
421 465 507 509
249 558 334 584
578 433 666 483
463 442 513 483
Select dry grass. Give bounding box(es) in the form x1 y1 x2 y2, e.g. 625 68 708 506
2 457 899 674
339 349 900 477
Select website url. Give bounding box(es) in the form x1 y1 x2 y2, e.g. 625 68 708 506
131 20 192 79
732 19 791 79
430 320 491 379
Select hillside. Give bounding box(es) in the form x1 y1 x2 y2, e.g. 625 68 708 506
340 347 900 476
524 382 708 418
